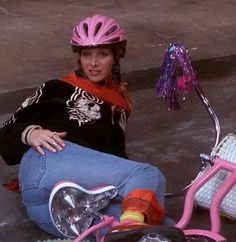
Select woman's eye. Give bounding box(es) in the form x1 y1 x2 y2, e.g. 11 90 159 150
81 51 90 57
99 52 109 57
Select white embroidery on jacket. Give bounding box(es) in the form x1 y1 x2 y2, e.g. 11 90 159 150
2 84 44 126
21 84 44 108
66 87 102 126
117 108 127 131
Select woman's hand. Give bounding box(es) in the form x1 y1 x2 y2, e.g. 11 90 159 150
28 129 67 155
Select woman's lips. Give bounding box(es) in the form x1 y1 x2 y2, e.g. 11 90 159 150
89 70 100 76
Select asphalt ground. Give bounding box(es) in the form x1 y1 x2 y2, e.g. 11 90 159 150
0 1 236 241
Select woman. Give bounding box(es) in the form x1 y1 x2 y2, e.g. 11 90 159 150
0 14 166 238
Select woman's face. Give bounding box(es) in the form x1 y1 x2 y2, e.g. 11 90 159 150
80 47 115 83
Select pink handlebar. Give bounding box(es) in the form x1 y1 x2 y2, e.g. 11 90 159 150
176 156 236 235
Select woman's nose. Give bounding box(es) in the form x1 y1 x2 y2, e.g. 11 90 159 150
90 55 98 66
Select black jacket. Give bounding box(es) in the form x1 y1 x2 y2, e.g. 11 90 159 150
0 79 129 165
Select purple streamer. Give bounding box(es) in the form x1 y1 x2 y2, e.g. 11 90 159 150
156 43 198 109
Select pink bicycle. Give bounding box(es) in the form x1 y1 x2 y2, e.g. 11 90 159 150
45 43 233 241
47 154 230 242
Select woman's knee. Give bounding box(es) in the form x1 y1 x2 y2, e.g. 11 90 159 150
137 164 166 206
152 165 166 187
141 164 166 186
122 163 166 199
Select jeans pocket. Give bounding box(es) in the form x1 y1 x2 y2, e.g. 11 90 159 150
19 148 46 191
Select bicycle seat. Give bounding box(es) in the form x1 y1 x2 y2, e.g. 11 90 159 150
49 181 118 239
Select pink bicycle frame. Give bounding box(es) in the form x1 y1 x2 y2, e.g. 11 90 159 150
73 215 116 242
73 156 233 241
176 155 235 241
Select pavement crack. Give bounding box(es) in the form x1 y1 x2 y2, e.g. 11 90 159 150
0 6 16 16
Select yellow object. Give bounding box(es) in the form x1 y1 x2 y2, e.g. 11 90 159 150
120 210 144 223
121 189 164 225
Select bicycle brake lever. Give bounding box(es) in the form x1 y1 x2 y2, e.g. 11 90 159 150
200 153 215 166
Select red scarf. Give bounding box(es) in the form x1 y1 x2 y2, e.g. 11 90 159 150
62 72 130 114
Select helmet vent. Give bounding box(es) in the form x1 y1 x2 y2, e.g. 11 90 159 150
109 37 120 43
94 22 103 36
73 29 81 40
105 25 118 36
83 23 89 36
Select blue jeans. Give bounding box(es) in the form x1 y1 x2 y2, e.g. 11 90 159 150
19 141 166 237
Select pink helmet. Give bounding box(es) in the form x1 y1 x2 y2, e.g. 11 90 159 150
71 14 127 57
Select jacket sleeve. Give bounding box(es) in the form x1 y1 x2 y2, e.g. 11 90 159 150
0 80 62 165
0 119 31 165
